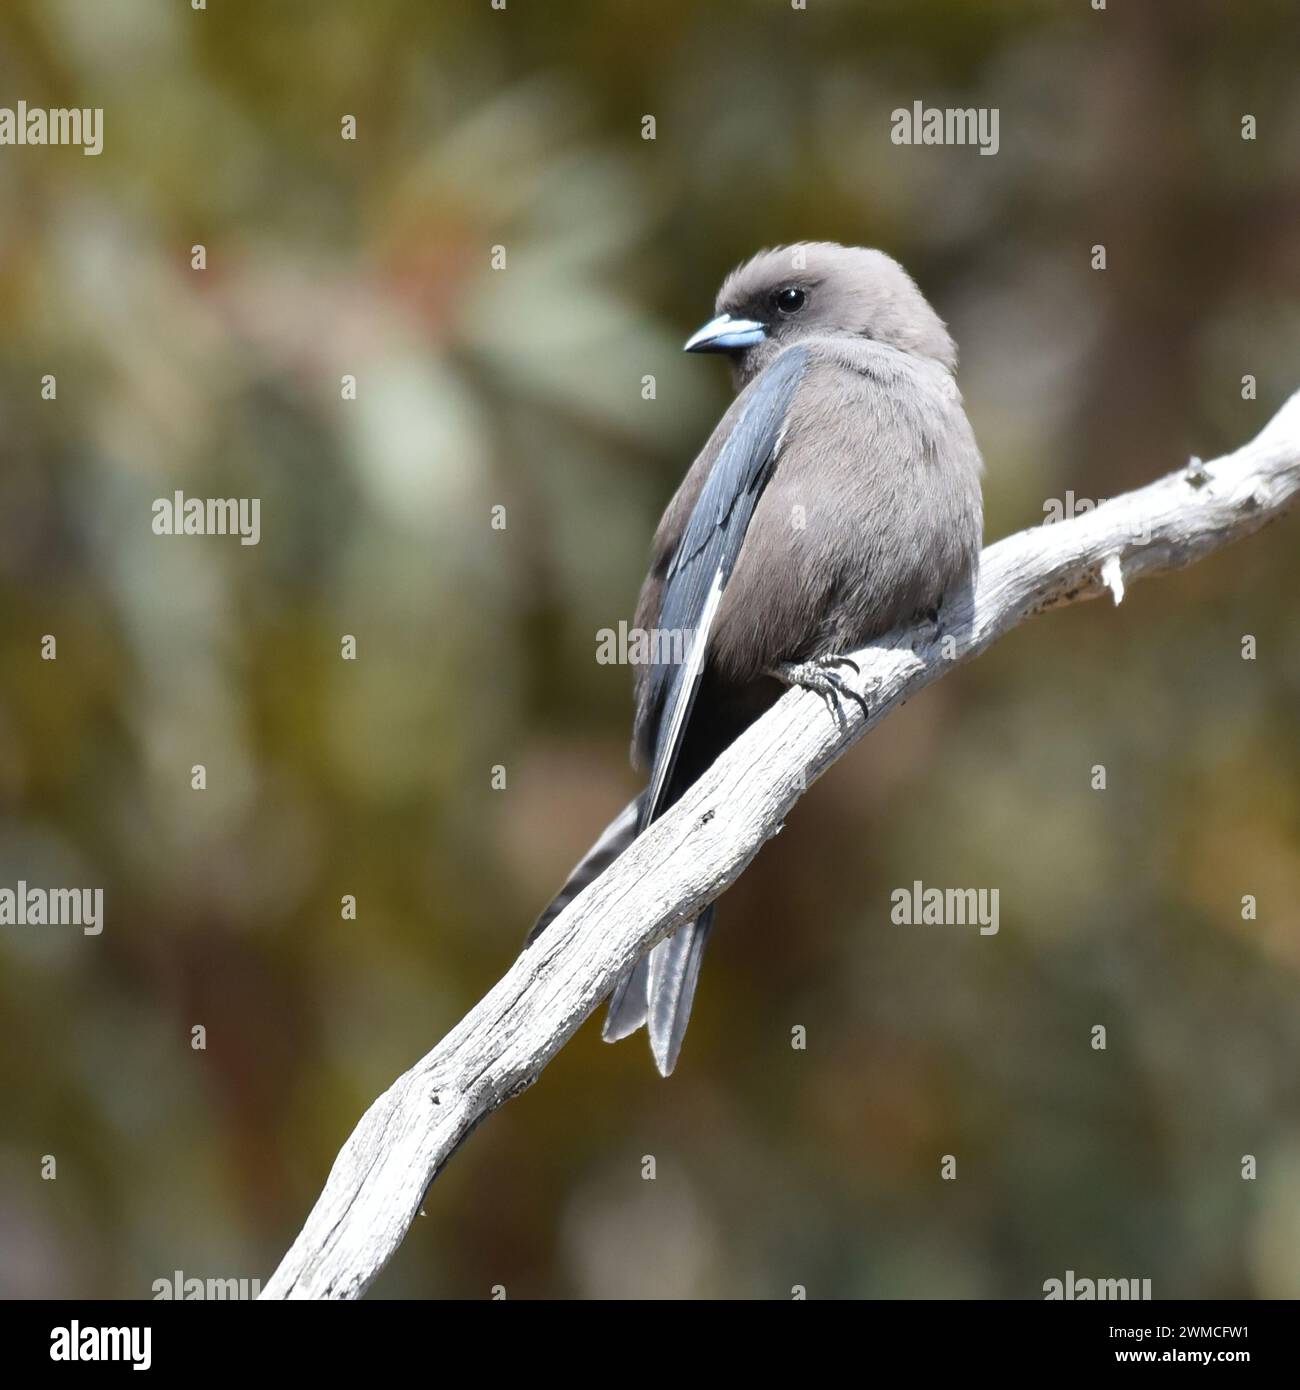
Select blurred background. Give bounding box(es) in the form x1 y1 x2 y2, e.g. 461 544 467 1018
1 0 1299 1299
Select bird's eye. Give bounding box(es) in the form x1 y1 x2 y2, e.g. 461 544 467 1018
774 286 806 314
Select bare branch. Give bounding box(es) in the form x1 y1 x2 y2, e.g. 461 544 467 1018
261 389 1300 1299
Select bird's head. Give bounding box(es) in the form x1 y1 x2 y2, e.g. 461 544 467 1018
684 241 957 387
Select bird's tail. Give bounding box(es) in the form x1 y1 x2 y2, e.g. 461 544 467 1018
603 909 715 1076
646 908 715 1076
527 792 715 1075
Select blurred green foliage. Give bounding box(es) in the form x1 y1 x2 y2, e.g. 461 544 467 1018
1 0 1299 1298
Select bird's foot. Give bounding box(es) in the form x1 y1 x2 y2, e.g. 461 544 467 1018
923 602 944 648
773 654 872 727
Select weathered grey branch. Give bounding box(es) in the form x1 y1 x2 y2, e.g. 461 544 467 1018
262 388 1300 1299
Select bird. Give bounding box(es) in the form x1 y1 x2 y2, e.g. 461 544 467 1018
527 242 985 1076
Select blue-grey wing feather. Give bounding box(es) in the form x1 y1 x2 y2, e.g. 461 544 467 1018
639 346 809 832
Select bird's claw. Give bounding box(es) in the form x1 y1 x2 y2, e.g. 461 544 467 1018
773 654 872 727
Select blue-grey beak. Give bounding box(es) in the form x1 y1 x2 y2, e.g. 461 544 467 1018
683 313 767 354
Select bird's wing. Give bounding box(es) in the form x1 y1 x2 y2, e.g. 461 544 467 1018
525 793 643 945
639 346 810 831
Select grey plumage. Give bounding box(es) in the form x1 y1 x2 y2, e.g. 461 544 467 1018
529 242 985 1076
